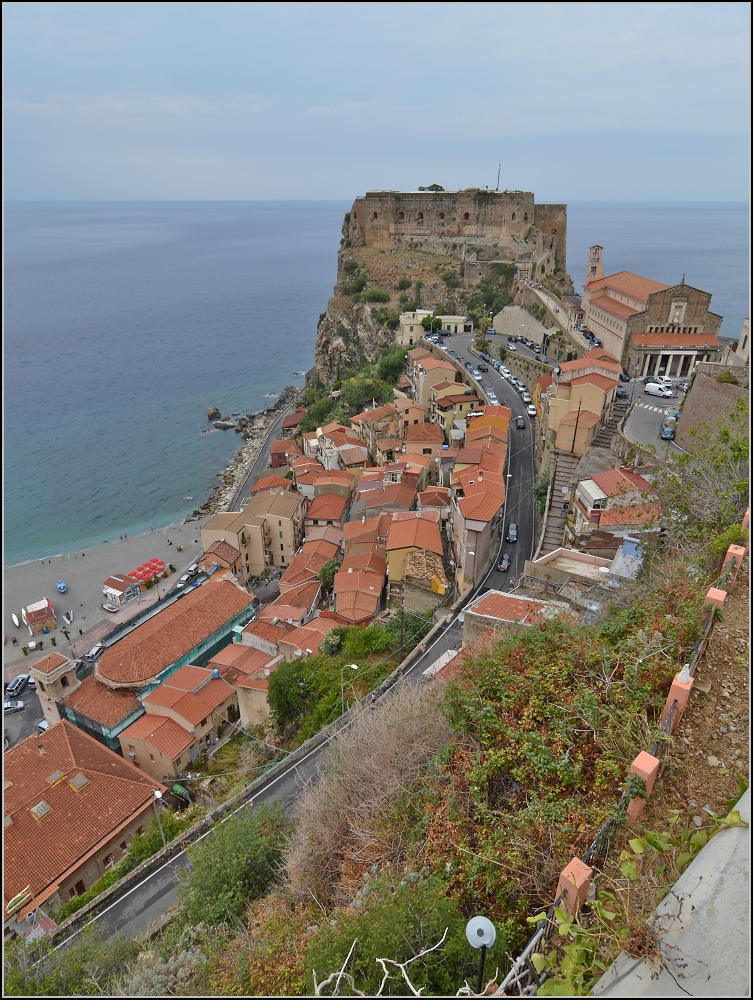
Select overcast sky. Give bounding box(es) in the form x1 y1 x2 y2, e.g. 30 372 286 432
3 2 749 201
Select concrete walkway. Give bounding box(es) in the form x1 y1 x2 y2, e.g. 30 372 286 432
593 788 750 997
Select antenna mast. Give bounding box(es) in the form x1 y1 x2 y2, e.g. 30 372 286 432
496 162 501 191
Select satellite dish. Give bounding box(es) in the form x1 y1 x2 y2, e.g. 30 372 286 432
466 915 496 949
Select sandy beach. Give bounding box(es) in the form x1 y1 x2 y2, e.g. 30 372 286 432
3 520 208 677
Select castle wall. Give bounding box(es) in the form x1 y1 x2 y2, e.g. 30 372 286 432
349 190 539 248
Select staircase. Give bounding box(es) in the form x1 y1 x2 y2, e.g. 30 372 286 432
540 452 579 555
591 399 629 448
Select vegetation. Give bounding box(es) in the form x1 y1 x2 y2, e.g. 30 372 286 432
178 805 289 926
418 183 445 191
462 262 515 324
362 288 391 303
532 471 551 515
317 557 341 594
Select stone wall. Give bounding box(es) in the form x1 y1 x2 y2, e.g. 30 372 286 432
674 373 748 453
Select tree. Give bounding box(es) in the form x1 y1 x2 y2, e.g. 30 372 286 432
318 557 341 594
267 659 311 725
652 396 748 561
178 804 289 926
418 183 445 192
397 277 412 291
376 346 408 383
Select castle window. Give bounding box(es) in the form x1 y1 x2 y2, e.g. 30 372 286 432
353 213 357 221
463 212 470 221
417 212 424 221
524 212 528 222
398 211 404 220
438 212 445 220
511 212 516 221
372 211 378 220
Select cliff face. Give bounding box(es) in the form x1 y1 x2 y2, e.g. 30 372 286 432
313 190 569 381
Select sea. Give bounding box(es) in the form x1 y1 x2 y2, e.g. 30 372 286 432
3 200 749 566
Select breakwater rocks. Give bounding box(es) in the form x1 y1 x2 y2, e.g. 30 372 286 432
188 385 301 521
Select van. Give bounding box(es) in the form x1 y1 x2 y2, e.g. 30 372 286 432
186 564 199 576
85 643 104 662
645 383 673 398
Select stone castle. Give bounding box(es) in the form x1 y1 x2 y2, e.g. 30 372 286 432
345 188 568 281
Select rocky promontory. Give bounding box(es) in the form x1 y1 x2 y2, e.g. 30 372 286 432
188 385 301 521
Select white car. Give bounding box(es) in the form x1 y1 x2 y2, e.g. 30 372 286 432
500 366 510 376
654 375 673 386
527 405 537 417
522 392 532 403
487 393 498 404
645 383 674 398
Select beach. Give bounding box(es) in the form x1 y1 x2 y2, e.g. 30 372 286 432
3 520 208 677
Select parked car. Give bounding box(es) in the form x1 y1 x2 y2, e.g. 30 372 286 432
498 553 511 572
447 350 458 358
506 522 518 543
522 392 532 403
654 375 673 387
500 366 510 376
37 719 50 733
177 574 193 587
616 386 628 399
478 364 488 372
645 383 674 398
591 337 602 347
619 371 631 382
4 700 24 714
487 393 498 404
100 602 119 613
677 381 689 393
660 425 676 441
5 674 29 698
515 415 526 429
533 344 541 353
507 342 517 351
527 405 537 417
486 327 496 335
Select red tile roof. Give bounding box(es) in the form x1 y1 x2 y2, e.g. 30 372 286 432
591 468 654 498
306 493 348 522
560 409 601 427
364 483 417 510
280 619 339 655
571 372 619 392
536 375 553 392
62 674 141 727
599 502 661 526
479 404 512 420
457 492 505 522
407 347 431 360
455 448 483 465
144 669 235 727
386 511 443 554
304 524 344 547
470 591 550 624
258 581 320 623
419 357 456 372
350 403 396 425
102 574 140 593
334 567 384 595
249 475 293 495
240 620 293 644
584 271 668 301
4 721 164 918
590 296 638 320
280 538 340 590
96 581 252 687
418 487 451 507
340 548 387 576
334 589 381 624
204 539 241 564
436 393 481 408
30 651 69 675
119 713 194 761
315 469 354 487
269 438 302 455
405 422 444 442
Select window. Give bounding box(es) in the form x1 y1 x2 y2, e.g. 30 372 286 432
176 757 182 767
524 212 528 222
281 544 284 551
149 754 155 763
398 211 405 220
61 675 69 688
372 211 378 220
74 880 86 896
201 717 207 727
463 212 470 220
279 531 283 538
278 520 282 526
39 682 45 692
120 841 127 851
129 745 135 753
511 212 516 221
423 448 432 455
438 212 445 220
417 211 424 221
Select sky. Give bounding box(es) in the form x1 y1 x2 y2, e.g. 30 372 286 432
3 1 750 201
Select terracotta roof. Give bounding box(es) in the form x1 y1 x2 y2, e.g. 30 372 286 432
119 713 194 761
431 379 457 392
560 409 601 427
23 598 56 626
30 651 69 675
258 581 320 623
339 445 370 466
240 619 293 644
407 347 431 360
631 333 718 348
419 357 456 372
386 511 443 554
304 524 344 546
315 469 354 485
591 468 654 498
418 487 451 507
280 618 340 654
364 483 416 510
4 721 164 920
376 436 403 452
469 591 550 624
102 574 140 593
405 422 444 442
306 493 347 522
537 374 553 391
291 456 324 473
62 674 141 727
479 404 512 420
590 295 638 320
295 471 320 487
571 372 619 392
334 589 381 624
394 397 426 414
209 643 281 678
559 353 622 376
587 348 621 364
350 403 396 424
145 669 235 727
466 424 507 447
599 502 661 526
249 475 292 495
282 408 304 429
457 492 505 522
340 548 387 576
96 581 252 686
204 539 241 564
269 438 302 455
584 271 668 301
334 567 384 595
280 538 340 590
455 448 483 466
437 393 481 408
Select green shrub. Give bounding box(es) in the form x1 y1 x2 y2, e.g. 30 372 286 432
342 274 367 295
343 625 390 661
397 277 412 290
178 804 289 927
363 288 391 303
342 258 360 275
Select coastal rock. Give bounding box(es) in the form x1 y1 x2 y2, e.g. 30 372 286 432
207 406 221 420
213 420 236 430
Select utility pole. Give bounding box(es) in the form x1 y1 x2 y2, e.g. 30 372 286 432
570 399 582 454
496 162 501 191
399 596 405 659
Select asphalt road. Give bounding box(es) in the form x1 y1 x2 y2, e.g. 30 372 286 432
3 683 43 748
623 381 684 456
230 403 297 511
55 338 537 948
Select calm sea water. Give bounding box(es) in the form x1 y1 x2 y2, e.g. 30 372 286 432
3 200 748 565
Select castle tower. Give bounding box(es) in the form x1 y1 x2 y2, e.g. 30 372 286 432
29 651 82 726
586 245 604 285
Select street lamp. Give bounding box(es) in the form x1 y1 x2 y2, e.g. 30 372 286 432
466 916 496 995
152 790 166 847
340 663 358 716
467 549 476 588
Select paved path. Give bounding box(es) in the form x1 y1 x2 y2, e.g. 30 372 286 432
230 402 297 511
